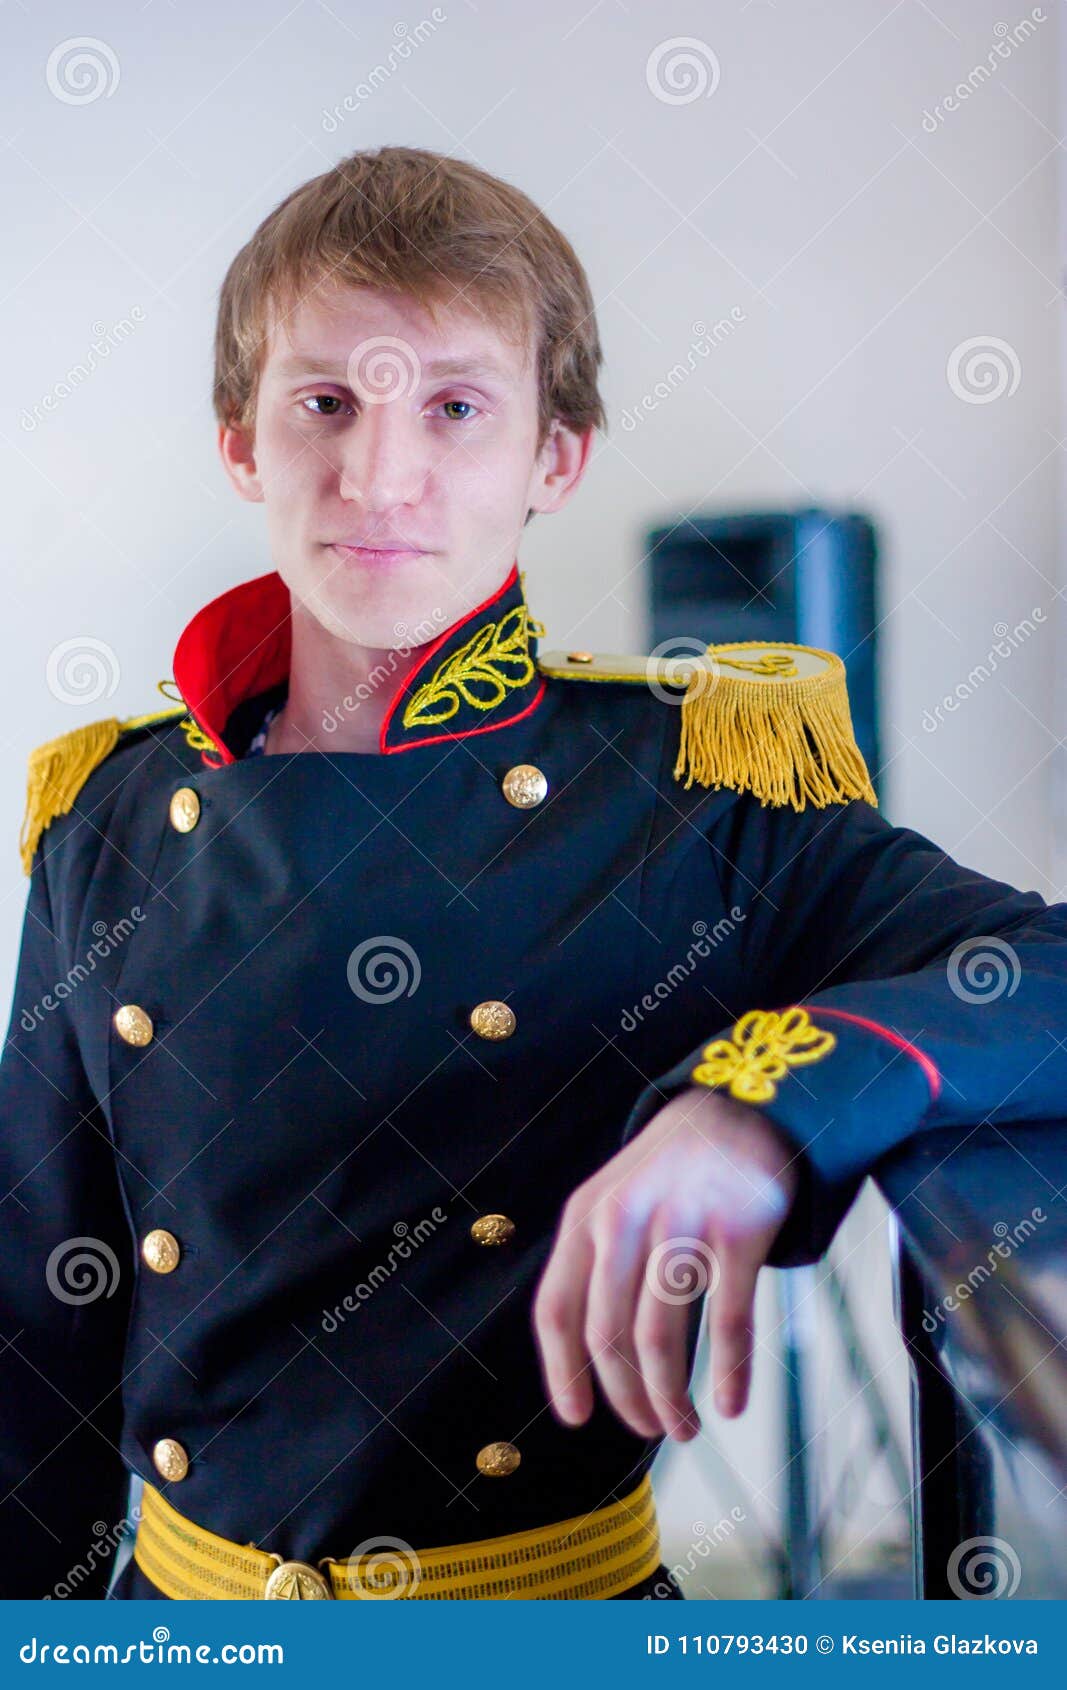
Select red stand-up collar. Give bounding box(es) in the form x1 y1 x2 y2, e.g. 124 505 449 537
171 560 545 767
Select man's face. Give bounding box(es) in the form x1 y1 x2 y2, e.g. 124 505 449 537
219 281 590 648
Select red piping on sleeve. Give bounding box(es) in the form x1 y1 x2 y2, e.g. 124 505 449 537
803 1005 942 1102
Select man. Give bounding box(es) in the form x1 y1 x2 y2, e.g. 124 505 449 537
3 144 1066 1603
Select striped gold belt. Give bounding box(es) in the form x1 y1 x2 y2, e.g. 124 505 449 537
133 1472 661 1600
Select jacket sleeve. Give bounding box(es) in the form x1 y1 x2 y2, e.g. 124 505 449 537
0 841 134 1597
619 794 1067 1267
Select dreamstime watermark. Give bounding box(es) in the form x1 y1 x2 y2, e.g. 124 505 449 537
45 37 120 105
947 336 1021 403
642 1508 747 1598
921 1208 1046 1333
321 609 447 735
921 10 1046 132
946 935 1021 1004
644 637 720 706
21 909 146 1032
621 913 746 1032
645 1237 720 1304
46 636 121 705
921 609 1045 732
620 312 746 432
321 12 447 130
947 1535 1022 1599
44 1504 142 1599
646 37 721 105
19 309 146 432
19 1634 284 1666
346 936 422 1002
45 1236 122 1305
347 335 422 405
339 1536 423 1598
321 1210 448 1331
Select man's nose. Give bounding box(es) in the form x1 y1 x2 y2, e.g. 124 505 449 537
338 403 426 508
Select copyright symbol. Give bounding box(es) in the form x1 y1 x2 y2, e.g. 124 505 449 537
816 1635 834 1653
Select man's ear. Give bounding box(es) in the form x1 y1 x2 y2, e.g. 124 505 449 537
527 420 596 519
217 419 265 503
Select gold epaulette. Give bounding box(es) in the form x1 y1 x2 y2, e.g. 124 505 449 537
537 641 877 812
20 703 187 875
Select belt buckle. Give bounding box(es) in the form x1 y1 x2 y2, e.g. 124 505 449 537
262 1550 333 1600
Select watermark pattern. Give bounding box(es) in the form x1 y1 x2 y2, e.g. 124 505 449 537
646 37 721 106
346 335 422 405
641 1508 747 1598
921 610 1046 733
46 637 120 705
19 310 146 432
321 1211 448 1331
644 637 719 706
921 10 1047 132
620 313 746 432
921 1209 1046 1332
340 1536 423 1598
346 936 422 1003
21 909 146 1032
947 1535 1022 1599
946 935 1021 1004
45 37 120 105
621 913 746 1032
947 335 1021 404
44 1505 142 1599
45 1237 122 1305
645 1236 720 1304
321 12 447 131
321 610 447 735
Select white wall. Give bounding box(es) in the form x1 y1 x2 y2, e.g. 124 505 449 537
2 0 1061 1594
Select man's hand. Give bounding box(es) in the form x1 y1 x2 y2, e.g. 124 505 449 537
532 1085 798 1442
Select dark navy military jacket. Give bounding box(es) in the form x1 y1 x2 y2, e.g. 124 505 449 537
3 560 1067 1598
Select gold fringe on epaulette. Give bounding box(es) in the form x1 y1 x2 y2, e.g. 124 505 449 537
673 653 878 811
18 689 189 874
20 719 122 875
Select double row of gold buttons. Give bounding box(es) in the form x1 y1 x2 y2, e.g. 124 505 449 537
128 764 550 1488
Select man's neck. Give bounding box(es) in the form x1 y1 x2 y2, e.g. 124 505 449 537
265 598 424 755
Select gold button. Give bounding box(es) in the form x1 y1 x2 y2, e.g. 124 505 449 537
469 1000 516 1040
142 1229 180 1274
152 1437 189 1482
566 651 594 664
476 1440 521 1477
114 1004 154 1046
264 1560 333 1600
169 787 201 832
470 1214 515 1246
501 764 548 809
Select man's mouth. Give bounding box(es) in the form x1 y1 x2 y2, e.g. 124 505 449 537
328 542 429 564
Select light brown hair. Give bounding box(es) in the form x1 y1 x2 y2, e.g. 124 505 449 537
213 144 606 452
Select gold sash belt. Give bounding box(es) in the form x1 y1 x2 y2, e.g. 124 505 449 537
133 1472 661 1600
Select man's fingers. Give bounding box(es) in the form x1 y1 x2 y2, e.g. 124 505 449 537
535 1142 779 1441
532 1218 595 1424
582 1206 663 1439
631 1216 713 1441
706 1236 762 1417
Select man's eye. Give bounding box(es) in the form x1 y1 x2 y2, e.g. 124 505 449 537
300 394 478 421
302 394 348 417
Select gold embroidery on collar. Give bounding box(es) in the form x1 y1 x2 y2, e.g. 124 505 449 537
179 717 220 755
157 680 221 756
690 1007 836 1104
403 605 539 730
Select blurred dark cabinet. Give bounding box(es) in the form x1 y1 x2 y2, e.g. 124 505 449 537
647 507 881 782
